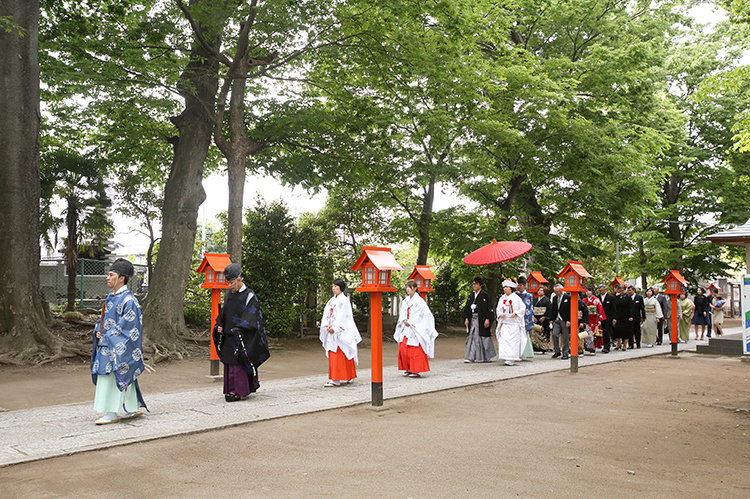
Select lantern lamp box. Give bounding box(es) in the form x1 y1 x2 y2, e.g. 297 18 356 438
660 270 689 295
526 271 548 293
707 282 721 292
351 246 403 292
609 276 626 293
196 253 233 289
557 261 592 293
408 265 437 293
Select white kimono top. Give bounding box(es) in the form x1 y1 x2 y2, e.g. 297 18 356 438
394 293 439 358
320 292 362 363
496 292 526 331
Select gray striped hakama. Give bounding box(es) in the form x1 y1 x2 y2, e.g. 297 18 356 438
464 313 496 362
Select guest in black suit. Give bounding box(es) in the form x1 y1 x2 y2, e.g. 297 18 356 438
653 286 671 345
612 284 635 350
628 285 645 349
463 277 496 362
597 284 615 353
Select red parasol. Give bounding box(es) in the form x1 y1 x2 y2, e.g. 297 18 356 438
463 239 532 266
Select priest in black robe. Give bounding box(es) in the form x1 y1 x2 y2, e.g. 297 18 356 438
213 264 270 402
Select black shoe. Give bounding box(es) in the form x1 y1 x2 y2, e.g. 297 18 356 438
225 394 241 402
551 352 561 358
602 349 609 354
628 345 634 349
561 354 569 360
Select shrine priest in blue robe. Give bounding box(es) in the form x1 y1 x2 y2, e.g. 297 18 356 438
91 258 147 425
213 263 271 402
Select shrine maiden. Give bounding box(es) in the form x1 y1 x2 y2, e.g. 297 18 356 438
320 278 362 387
394 280 439 377
495 279 527 366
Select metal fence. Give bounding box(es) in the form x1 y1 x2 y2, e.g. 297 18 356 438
40 258 148 307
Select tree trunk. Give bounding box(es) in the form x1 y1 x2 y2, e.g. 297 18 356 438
664 174 685 271
142 2 229 358
0 0 61 363
65 195 79 312
219 58 261 266
416 173 436 266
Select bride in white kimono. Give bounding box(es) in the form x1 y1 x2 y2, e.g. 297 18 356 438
394 280 439 377
496 279 528 366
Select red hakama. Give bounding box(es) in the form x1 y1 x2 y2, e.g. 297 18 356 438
328 347 357 381
398 338 430 373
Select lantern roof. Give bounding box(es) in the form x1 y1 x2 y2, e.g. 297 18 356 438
609 276 626 286
707 282 721 291
351 246 404 272
556 261 593 279
408 265 437 280
660 270 689 286
196 253 233 274
527 271 548 283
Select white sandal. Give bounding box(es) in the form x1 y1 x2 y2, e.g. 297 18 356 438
324 381 340 387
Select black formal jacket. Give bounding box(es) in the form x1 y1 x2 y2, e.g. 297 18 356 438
613 293 636 323
533 295 551 325
631 292 646 320
463 289 495 337
598 292 616 322
547 292 588 324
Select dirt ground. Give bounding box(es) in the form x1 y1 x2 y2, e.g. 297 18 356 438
1 330 749 498
0 330 470 411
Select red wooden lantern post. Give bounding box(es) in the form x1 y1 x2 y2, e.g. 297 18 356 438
609 277 626 294
526 271 548 294
557 261 592 373
407 265 437 299
351 246 403 406
196 253 233 376
661 270 689 357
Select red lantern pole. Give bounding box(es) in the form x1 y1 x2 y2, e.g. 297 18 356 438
209 289 222 375
570 291 579 373
370 291 383 406
670 294 679 357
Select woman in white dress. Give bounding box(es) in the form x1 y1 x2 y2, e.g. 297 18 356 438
495 279 527 366
641 288 663 347
320 278 362 387
394 280 439 377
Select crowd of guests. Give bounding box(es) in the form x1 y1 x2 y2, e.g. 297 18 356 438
461 277 729 362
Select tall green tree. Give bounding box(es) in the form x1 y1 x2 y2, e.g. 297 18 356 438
624 18 750 284
0 0 85 364
241 198 324 336
259 0 497 266
458 0 678 276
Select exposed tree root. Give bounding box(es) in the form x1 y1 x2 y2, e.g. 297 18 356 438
177 334 210 343
143 339 185 364
0 339 91 366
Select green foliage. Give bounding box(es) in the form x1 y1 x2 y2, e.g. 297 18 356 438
241 197 326 337
183 242 212 328
431 262 465 327
0 15 24 36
